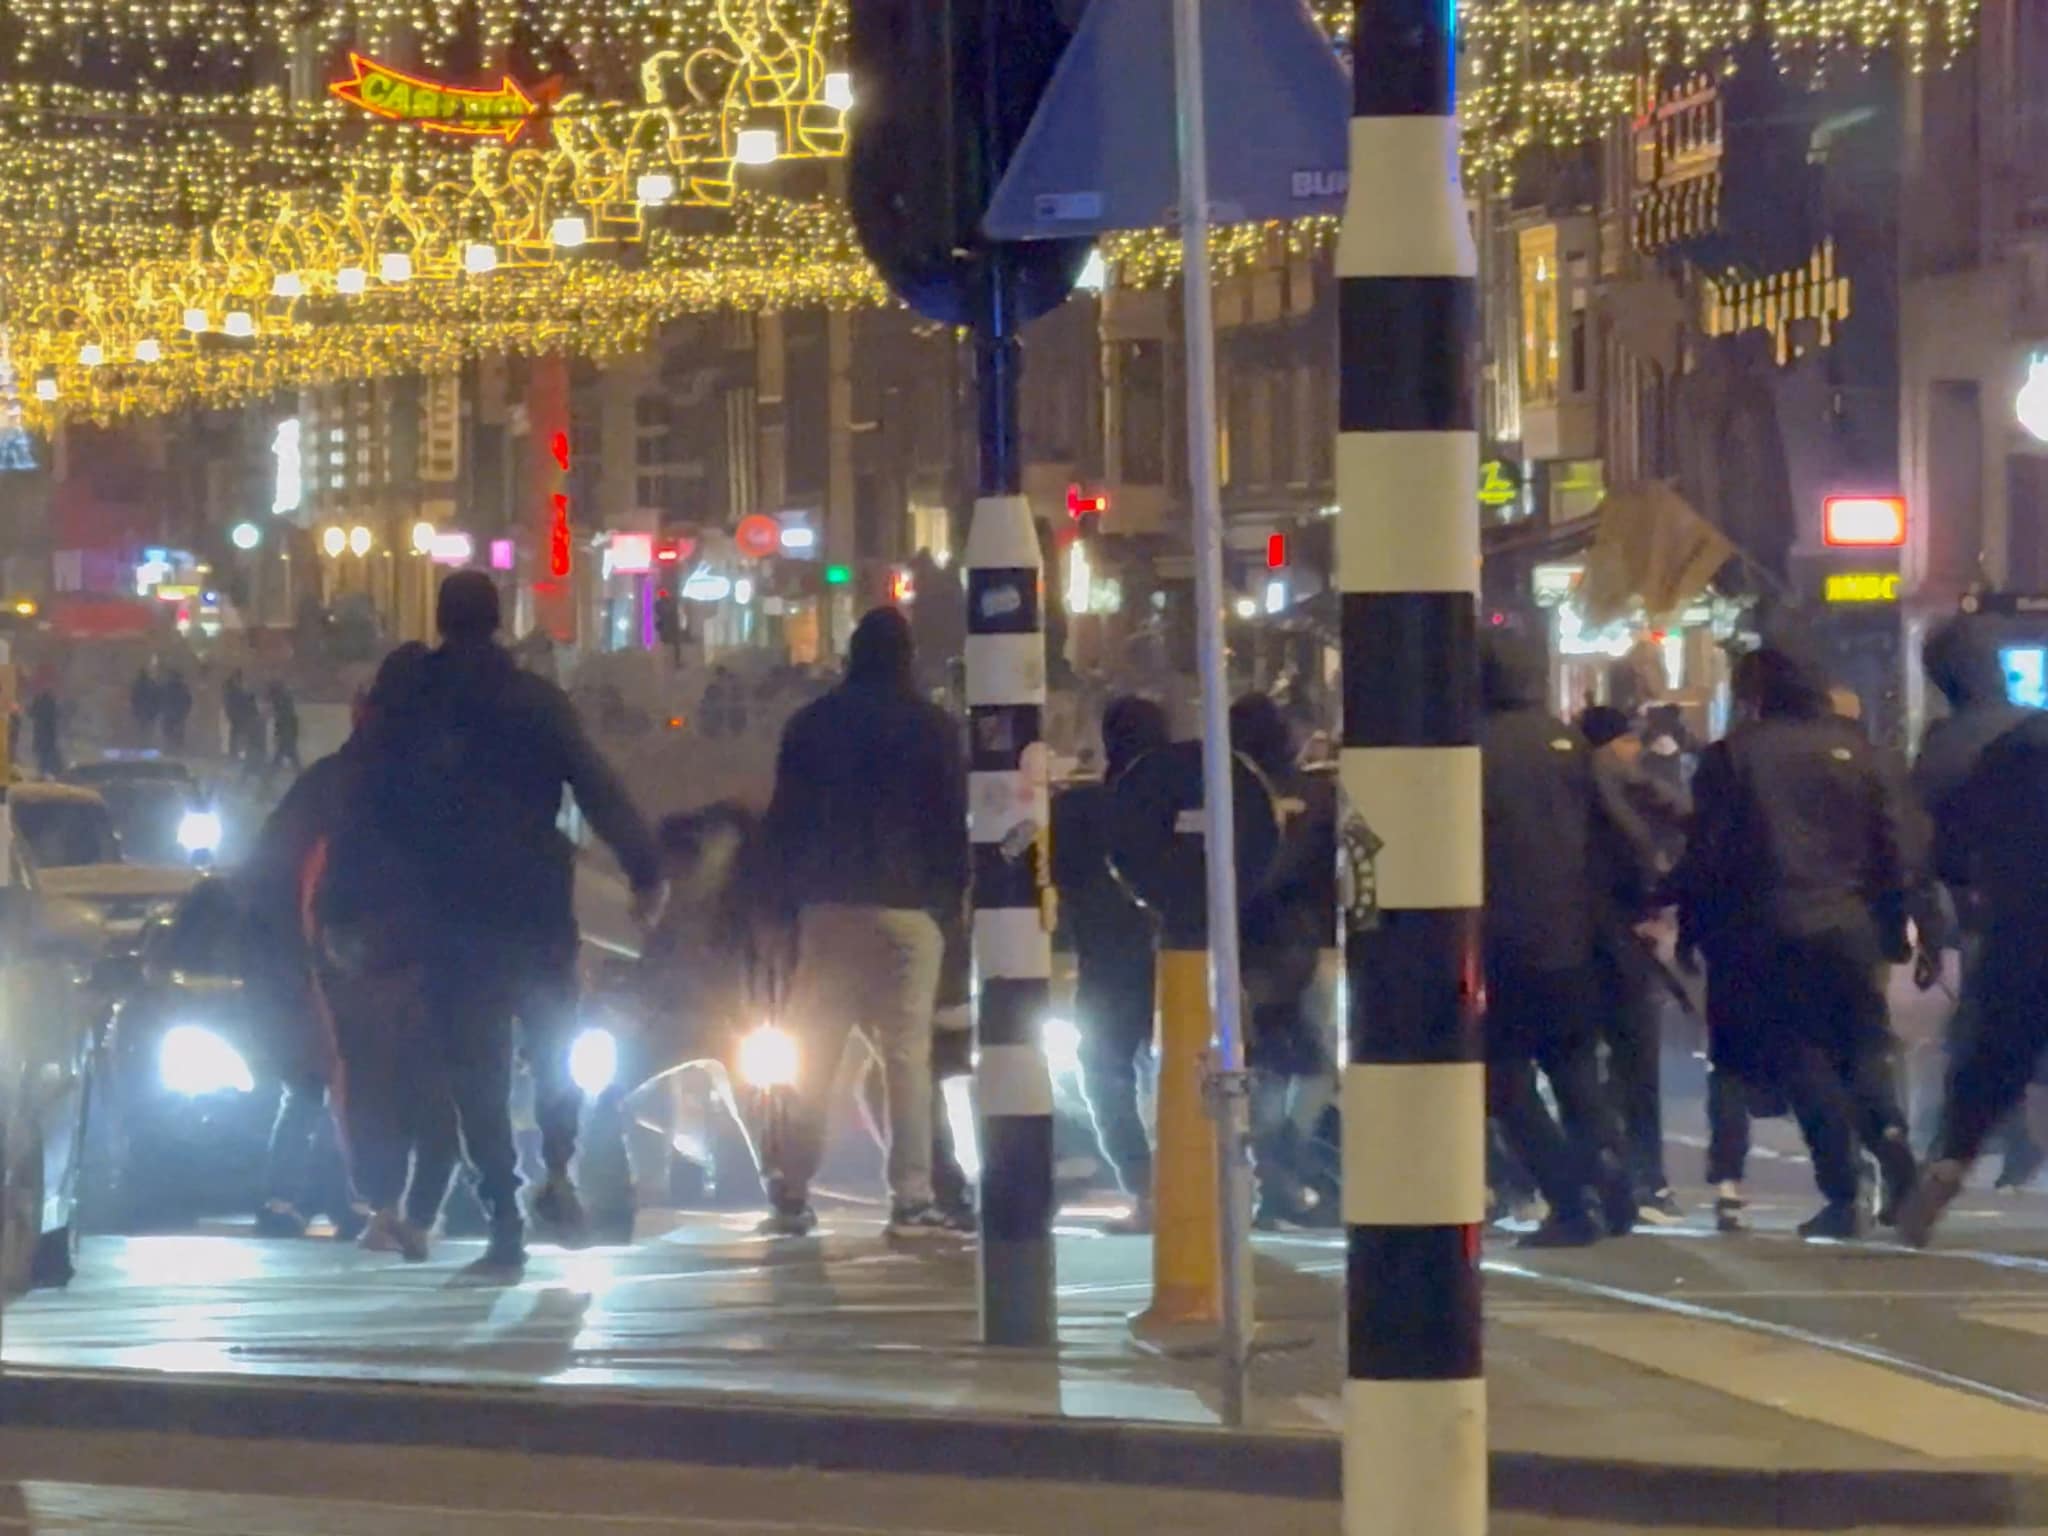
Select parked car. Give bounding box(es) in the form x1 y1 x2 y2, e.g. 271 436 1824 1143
0 878 105 1293
62 755 222 868
84 876 346 1232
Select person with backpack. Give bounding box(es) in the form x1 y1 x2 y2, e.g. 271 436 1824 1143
1051 695 1169 1230
355 573 665 1280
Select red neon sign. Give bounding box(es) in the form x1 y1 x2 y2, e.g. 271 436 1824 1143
550 493 573 578
329 54 541 145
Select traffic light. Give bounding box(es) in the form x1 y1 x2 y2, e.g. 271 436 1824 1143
824 563 852 586
1267 533 1287 569
845 0 1088 327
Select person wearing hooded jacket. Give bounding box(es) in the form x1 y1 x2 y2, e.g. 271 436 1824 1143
1911 618 2040 1191
1669 643 1917 1240
1899 706 2048 1243
1479 631 1637 1248
755 606 969 1241
350 573 666 1280
1051 695 1169 1229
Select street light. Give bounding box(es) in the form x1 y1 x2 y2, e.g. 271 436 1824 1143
348 525 373 557
321 527 346 558
230 522 261 551
411 520 436 554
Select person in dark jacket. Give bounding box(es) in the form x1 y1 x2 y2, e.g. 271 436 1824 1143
1900 710 2048 1243
353 573 665 1279
269 682 303 776
1911 618 2039 1190
131 664 161 745
1052 695 1169 1229
756 606 969 1241
1232 691 1340 1228
27 687 60 778
1580 705 1688 1219
1669 644 1917 1240
1480 633 1636 1249
159 669 193 752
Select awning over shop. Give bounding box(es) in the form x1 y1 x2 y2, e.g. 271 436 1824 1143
1576 481 1735 627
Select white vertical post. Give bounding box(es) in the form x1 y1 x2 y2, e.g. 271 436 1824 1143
1171 0 1255 1428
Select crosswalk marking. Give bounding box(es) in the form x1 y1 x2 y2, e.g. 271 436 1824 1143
1510 1305 2048 1464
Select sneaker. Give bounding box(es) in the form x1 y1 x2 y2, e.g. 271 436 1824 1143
756 1203 818 1239
1713 1193 1747 1233
460 1221 528 1284
1516 1212 1602 1250
1638 1189 1685 1226
254 1200 308 1239
529 1174 592 1251
886 1201 967 1242
1798 1199 1868 1242
359 1208 430 1263
1596 1170 1638 1237
1895 1158 1965 1248
1994 1141 2045 1192
1874 1140 1918 1229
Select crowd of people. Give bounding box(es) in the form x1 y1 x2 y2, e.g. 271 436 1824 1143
222 575 2046 1277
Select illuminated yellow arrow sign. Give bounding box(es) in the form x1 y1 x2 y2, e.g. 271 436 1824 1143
1478 460 1520 508
330 54 540 144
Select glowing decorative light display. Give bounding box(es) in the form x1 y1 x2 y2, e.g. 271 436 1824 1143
329 54 539 144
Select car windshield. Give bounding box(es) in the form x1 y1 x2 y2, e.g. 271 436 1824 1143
96 782 191 864
14 799 122 869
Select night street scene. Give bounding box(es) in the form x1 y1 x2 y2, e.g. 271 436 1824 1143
0 0 2045 1532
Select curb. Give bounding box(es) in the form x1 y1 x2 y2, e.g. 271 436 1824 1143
2 1370 2043 1528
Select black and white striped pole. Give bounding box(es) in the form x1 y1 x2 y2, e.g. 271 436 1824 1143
965 278 1057 1348
1338 0 1486 1532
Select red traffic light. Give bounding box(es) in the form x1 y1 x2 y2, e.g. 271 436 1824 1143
1823 495 1906 548
1066 484 1109 520
1267 533 1287 569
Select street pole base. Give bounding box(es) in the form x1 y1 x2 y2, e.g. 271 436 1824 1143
1128 1312 1313 1361
980 1236 1056 1350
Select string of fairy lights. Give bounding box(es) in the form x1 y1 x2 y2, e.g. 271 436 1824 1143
0 0 1982 426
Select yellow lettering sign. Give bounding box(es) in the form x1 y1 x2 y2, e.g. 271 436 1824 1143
1824 572 1900 604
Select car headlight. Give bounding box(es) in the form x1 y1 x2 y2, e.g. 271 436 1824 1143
1043 1015 1082 1077
736 1022 800 1089
176 809 223 855
569 1026 619 1097
159 1024 254 1096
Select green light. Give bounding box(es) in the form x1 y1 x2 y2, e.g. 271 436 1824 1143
824 564 852 586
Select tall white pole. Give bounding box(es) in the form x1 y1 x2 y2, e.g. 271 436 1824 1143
1171 0 1254 1428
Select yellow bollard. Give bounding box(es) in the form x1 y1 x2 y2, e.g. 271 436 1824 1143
1134 946 1221 1334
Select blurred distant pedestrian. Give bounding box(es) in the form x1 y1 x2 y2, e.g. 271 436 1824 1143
160 669 193 753
27 686 60 778
1670 644 1917 1241
132 663 161 744
270 682 302 775
1052 694 1169 1230
1480 632 1637 1249
755 606 968 1242
224 670 259 766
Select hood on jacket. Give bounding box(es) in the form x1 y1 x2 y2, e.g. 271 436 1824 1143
1101 694 1169 782
1923 618 2011 711
1481 630 1548 712
1733 643 1831 721
846 606 915 692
